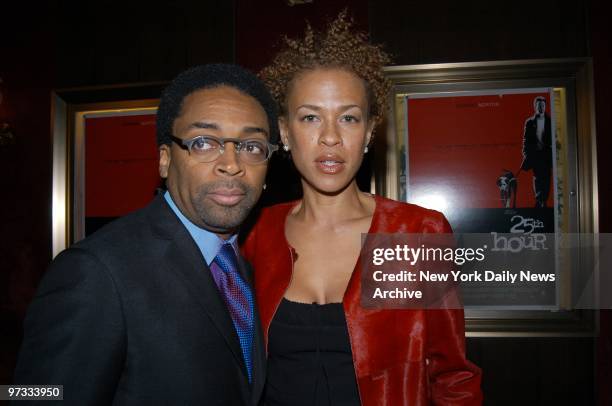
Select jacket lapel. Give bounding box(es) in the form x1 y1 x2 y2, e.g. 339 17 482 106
247 261 266 403
236 255 267 400
147 196 249 381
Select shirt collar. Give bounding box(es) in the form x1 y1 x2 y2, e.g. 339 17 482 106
164 191 237 265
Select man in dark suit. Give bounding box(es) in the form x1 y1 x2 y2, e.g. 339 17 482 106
520 95 553 208
13 64 279 405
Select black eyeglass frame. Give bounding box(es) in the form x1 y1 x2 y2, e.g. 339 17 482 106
169 134 279 164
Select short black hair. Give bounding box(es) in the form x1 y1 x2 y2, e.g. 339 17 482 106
534 96 546 104
156 64 279 146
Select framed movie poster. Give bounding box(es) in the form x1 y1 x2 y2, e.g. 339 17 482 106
377 59 598 335
52 84 164 257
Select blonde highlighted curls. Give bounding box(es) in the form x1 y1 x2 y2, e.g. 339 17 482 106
259 10 392 128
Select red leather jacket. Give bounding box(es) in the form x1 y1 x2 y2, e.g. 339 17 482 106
242 195 482 405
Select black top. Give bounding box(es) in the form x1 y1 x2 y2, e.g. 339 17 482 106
264 298 361 406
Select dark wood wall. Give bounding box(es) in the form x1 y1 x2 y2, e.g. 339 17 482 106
1 4 56 389
1 0 609 404
369 0 589 63
53 1 235 87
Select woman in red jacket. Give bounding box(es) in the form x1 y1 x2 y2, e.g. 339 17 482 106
243 11 482 405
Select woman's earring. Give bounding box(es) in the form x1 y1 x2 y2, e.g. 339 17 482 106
263 184 267 190
364 131 374 154
283 144 290 152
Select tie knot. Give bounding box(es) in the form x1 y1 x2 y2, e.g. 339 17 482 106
214 243 238 274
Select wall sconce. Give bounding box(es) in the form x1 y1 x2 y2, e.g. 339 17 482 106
0 76 16 147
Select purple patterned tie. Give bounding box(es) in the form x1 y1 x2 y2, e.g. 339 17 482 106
209 242 254 382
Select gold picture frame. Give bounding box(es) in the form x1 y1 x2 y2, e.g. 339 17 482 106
376 58 598 336
51 84 163 257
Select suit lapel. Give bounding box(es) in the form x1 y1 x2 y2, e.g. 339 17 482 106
148 196 249 381
236 255 254 285
240 259 266 401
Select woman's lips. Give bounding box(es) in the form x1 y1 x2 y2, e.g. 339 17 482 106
208 188 246 206
315 154 345 174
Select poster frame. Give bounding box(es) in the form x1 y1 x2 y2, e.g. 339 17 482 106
51 84 163 258
376 58 598 336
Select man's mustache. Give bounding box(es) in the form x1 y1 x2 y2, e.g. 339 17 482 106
202 180 250 194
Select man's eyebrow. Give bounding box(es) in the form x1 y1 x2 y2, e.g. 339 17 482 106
187 121 219 130
243 126 269 136
188 121 268 136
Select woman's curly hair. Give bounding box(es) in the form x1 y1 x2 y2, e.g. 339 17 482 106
260 10 392 127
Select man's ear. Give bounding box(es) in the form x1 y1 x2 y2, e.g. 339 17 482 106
278 117 290 148
159 144 171 178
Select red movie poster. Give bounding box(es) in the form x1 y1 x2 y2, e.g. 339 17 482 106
85 113 160 225
405 89 556 233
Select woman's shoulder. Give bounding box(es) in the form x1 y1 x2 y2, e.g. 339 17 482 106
372 195 452 233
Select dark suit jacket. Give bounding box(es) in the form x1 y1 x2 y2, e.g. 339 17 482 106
13 195 265 405
521 113 552 170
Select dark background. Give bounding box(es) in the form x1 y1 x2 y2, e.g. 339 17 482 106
1 0 610 404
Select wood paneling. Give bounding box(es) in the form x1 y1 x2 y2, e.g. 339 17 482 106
53 0 235 87
369 0 588 65
236 0 368 72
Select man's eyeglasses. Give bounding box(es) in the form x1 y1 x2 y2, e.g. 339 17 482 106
170 135 279 165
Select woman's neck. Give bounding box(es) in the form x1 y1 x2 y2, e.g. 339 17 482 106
294 180 374 226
